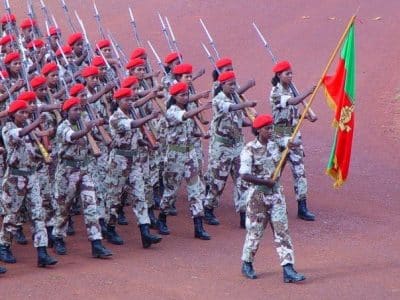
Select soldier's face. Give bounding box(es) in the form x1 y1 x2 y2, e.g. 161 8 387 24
47 71 59 86
14 108 30 124
259 125 274 141
132 66 146 79
175 91 189 106
101 47 112 59
68 105 82 121
220 65 233 72
9 59 21 73
222 79 236 95
73 40 84 56
278 69 293 85
181 73 193 85
98 66 107 78
35 85 47 99
119 97 131 111
86 75 99 88
170 59 180 69
50 35 59 48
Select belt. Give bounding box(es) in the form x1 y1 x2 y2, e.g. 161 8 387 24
274 125 295 136
8 167 34 176
63 158 90 168
214 135 242 146
115 149 137 158
255 184 276 195
169 144 194 153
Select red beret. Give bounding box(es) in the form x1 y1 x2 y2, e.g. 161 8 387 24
1 14 16 25
41 62 58 76
81 66 99 78
126 58 145 70
173 63 193 75
4 51 20 64
272 60 291 73
17 91 37 103
218 71 236 83
0 70 9 79
121 76 139 88
164 52 182 64
91 56 106 67
56 45 72 57
8 100 28 114
62 97 81 111
114 88 132 100
20 18 36 29
27 39 45 49
130 47 146 59
70 83 85 97
0 34 15 46
216 57 233 69
67 32 83 46
30 76 47 89
169 82 188 96
253 114 274 129
96 39 110 49
48 26 60 36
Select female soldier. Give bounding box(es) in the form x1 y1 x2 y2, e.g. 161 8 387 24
269 60 316 221
240 114 305 283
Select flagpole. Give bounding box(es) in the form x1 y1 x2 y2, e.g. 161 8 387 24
272 14 357 180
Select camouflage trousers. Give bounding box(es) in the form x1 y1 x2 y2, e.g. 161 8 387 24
241 187 294 266
105 150 150 226
140 147 154 208
0 157 5 216
37 163 57 227
277 134 307 202
88 143 109 218
204 140 245 212
194 138 203 178
53 163 102 241
0 170 48 248
160 147 205 217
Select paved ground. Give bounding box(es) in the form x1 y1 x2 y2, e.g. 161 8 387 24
1 1 399 299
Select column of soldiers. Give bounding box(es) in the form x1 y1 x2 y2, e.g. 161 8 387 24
0 11 317 284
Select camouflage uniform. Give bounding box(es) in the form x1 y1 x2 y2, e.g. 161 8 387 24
52 119 102 241
160 104 204 217
105 108 150 225
269 82 307 202
204 91 246 213
0 122 48 248
240 138 294 266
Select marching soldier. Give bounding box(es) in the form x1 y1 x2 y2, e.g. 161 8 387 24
269 61 316 221
0 99 57 267
51 97 112 258
156 82 211 240
203 71 256 226
240 114 305 283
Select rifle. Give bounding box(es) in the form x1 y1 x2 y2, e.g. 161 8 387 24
164 17 182 63
27 0 43 37
128 7 142 47
157 12 174 52
200 33 257 121
129 108 157 149
60 0 76 33
107 32 125 78
107 31 129 64
252 22 317 121
77 117 101 157
93 1 106 39
74 11 94 61
200 18 220 60
40 0 53 26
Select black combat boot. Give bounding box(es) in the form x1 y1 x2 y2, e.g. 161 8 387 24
46 226 54 248
106 225 124 245
66 216 75 236
91 240 112 258
204 207 220 225
139 224 162 248
0 244 16 263
99 218 108 237
157 213 170 235
168 203 178 216
0 265 6 274
148 207 158 229
240 212 246 229
117 206 128 225
193 217 211 240
297 199 315 221
283 264 306 283
53 237 67 255
241 261 257 279
37 246 58 267
15 226 28 245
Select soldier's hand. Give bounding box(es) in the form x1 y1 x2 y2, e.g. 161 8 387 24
265 177 276 187
199 90 211 99
247 79 256 88
151 110 160 118
307 85 316 96
202 101 212 110
247 101 257 108
94 118 105 126
38 113 47 124
288 141 300 149
197 68 206 77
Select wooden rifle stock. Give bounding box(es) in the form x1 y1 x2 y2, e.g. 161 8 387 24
84 104 112 146
189 84 208 124
234 92 257 122
78 119 101 157
29 130 52 164
129 108 158 149
32 112 51 152
193 116 210 139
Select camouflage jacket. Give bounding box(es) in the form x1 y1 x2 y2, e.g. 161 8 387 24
2 121 42 170
269 82 299 127
56 119 89 161
109 108 142 150
165 104 196 146
211 91 244 139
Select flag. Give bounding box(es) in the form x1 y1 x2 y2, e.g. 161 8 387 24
323 22 356 187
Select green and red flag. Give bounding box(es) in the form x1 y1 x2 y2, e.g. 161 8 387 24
322 22 356 188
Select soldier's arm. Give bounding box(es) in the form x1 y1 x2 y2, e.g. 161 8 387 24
237 79 255 95
183 102 211 120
